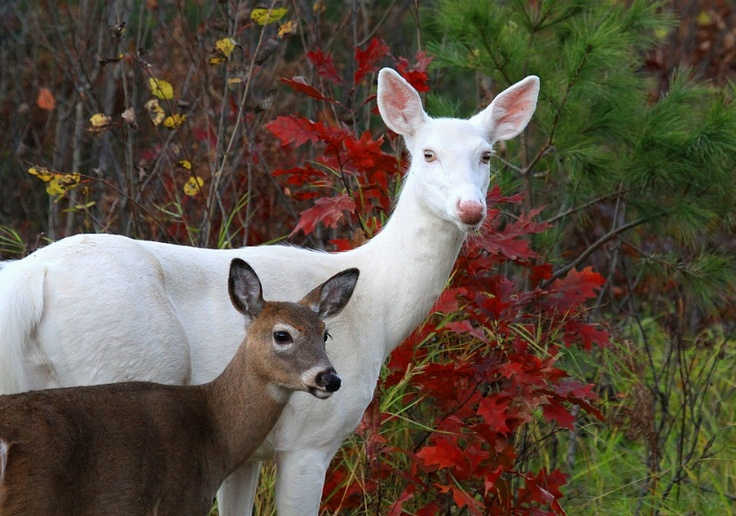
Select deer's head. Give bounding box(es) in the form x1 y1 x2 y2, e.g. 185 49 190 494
228 259 359 400
377 68 540 233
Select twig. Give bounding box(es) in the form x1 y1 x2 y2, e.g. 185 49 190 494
542 213 665 286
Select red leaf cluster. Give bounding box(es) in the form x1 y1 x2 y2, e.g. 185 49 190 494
267 41 432 241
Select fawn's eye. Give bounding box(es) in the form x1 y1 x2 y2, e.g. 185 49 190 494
323 330 332 343
273 331 293 345
481 151 492 164
423 150 436 162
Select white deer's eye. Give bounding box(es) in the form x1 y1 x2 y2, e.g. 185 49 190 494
423 150 436 162
481 151 492 164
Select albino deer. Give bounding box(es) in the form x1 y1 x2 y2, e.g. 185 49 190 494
0 68 539 515
0 259 357 515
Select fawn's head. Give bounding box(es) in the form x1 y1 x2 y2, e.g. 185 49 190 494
228 259 359 400
377 68 540 233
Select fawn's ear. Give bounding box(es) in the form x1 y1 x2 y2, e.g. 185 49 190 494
470 75 540 142
228 259 265 320
301 269 360 320
377 68 429 137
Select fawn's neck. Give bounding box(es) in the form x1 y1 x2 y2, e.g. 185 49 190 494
202 344 288 477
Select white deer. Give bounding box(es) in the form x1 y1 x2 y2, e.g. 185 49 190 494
0 259 358 514
0 68 539 515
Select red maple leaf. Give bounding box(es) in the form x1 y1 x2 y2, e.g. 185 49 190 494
443 319 488 343
478 207 550 262
563 320 610 349
394 50 435 92
291 194 356 236
266 115 323 147
271 164 328 187
436 484 483 515
354 37 390 84
547 266 605 312
517 468 567 512
386 487 415 516
306 48 344 85
280 76 337 104
477 396 512 435
417 437 466 471
431 286 467 314
542 402 577 430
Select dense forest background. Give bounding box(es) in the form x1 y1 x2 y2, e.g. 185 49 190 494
1 1 735 514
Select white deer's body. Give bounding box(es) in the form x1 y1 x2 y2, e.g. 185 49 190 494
0 68 539 515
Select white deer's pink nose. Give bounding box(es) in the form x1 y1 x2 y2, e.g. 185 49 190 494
456 200 485 226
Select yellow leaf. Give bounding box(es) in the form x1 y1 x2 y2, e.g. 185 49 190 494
176 160 192 170
61 172 81 186
250 7 287 26
145 99 165 126
209 37 238 66
215 38 236 58
227 77 243 85
28 166 53 182
90 113 112 127
45 173 80 196
163 113 186 129
149 77 174 100
46 179 64 196
183 176 204 196
277 20 298 38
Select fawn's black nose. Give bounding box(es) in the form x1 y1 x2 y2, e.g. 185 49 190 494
317 370 342 393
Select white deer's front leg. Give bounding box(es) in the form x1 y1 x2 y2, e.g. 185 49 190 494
216 461 261 516
274 448 332 516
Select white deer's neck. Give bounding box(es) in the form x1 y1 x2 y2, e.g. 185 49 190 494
349 175 467 360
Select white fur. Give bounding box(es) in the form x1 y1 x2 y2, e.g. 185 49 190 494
0 68 539 515
0 439 8 485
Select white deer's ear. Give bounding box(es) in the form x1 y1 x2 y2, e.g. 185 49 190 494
377 68 429 137
471 75 540 142
228 259 265 319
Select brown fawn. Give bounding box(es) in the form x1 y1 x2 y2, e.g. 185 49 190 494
0 258 359 515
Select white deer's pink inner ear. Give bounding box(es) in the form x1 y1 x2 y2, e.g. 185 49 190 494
492 90 535 137
472 75 539 142
378 71 427 137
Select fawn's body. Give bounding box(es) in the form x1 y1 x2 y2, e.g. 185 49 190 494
0 260 358 515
